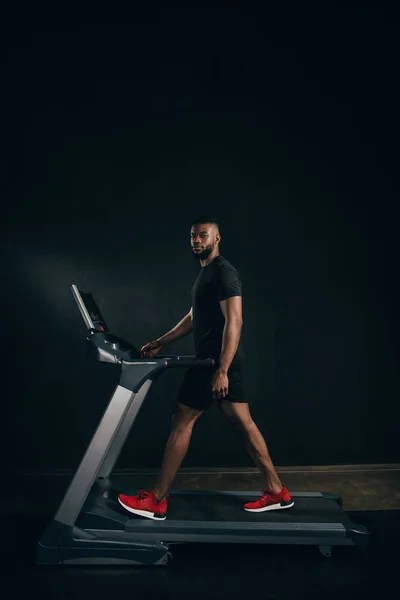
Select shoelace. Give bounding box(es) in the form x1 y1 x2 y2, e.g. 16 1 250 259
262 489 280 501
137 490 150 502
262 490 272 500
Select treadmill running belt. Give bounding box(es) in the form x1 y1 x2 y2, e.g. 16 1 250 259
163 494 342 522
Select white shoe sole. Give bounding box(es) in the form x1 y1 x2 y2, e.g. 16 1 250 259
117 497 167 520
244 501 295 512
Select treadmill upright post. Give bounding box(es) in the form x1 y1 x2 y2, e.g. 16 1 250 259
54 385 136 527
98 380 153 479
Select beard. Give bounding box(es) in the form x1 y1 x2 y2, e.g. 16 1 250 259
191 245 214 260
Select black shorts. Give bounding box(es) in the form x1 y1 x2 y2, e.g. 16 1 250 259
177 363 247 411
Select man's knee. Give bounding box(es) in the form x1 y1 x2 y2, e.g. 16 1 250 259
218 401 254 433
171 403 203 433
233 416 255 434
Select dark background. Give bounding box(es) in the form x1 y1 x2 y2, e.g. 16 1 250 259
2 3 399 473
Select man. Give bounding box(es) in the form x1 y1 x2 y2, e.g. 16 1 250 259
118 216 293 520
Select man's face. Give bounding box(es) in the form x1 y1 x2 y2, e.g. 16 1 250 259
190 223 219 259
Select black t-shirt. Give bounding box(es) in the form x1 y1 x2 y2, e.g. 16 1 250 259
191 255 244 367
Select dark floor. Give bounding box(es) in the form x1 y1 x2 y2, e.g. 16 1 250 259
2 465 400 599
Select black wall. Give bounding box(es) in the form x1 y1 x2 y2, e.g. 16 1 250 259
3 4 399 472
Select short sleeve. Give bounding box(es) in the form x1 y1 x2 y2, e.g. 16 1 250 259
217 266 242 301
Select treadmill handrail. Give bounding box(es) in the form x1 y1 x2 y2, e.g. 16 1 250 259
122 357 215 368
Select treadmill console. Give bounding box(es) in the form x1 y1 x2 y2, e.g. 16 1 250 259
87 330 141 363
71 285 141 363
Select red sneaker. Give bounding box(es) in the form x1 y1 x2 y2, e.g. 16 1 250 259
244 485 294 512
118 489 168 520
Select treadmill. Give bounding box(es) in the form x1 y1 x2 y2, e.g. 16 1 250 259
36 285 370 565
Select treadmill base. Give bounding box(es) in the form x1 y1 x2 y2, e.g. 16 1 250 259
37 489 369 566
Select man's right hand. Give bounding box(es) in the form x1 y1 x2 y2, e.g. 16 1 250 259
140 340 163 358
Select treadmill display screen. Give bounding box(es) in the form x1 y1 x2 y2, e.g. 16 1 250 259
79 290 109 332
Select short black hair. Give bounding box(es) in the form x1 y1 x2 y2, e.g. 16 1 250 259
190 215 220 232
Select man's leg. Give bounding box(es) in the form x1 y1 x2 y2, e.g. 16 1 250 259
218 400 282 493
153 403 203 501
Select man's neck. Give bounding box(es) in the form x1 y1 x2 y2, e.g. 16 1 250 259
200 252 220 267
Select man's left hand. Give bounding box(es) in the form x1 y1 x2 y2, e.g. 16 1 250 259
212 369 229 399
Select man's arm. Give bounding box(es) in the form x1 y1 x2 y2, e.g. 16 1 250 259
156 307 193 347
218 296 243 373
